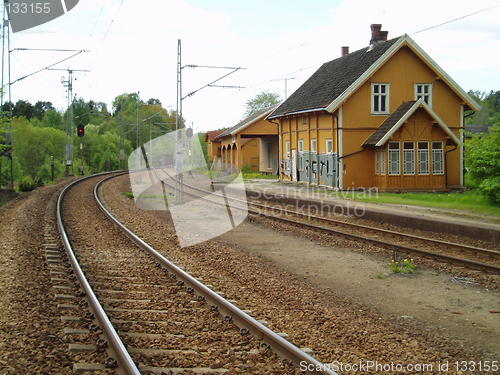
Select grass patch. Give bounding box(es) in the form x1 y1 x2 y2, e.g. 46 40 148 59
242 172 278 180
330 189 500 217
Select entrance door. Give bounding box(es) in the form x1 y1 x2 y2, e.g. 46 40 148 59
291 149 297 181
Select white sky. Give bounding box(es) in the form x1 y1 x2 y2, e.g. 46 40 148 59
4 0 500 132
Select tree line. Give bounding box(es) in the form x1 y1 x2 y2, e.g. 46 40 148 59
0 93 177 188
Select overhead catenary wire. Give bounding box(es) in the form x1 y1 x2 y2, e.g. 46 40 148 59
413 3 500 34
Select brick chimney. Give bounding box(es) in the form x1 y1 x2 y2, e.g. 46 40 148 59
341 46 349 56
370 24 388 45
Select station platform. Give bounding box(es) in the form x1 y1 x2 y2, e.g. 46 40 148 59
243 179 500 244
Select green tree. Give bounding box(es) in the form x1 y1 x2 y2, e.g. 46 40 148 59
41 109 64 130
466 126 500 203
244 92 280 118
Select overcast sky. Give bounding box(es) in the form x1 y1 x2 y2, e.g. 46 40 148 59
5 0 500 132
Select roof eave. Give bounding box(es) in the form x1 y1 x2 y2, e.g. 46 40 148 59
266 107 327 120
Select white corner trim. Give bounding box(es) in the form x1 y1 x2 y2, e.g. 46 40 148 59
375 99 460 147
460 104 464 186
376 99 423 146
338 106 344 190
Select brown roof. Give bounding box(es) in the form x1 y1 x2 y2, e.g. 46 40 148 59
205 130 224 142
364 101 416 147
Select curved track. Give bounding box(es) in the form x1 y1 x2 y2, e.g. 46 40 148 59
57 172 337 375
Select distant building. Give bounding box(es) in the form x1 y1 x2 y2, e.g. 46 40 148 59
205 130 224 163
464 124 490 139
214 106 278 173
267 24 480 191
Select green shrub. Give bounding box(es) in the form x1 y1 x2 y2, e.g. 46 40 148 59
466 126 500 203
18 175 36 192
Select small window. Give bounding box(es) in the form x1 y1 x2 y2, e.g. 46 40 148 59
418 142 429 174
372 83 390 114
432 141 444 174
375 149 386 175
415 83 432 107
326 139 333 153
403 142 415 175
298 139 304 153
302 116 308 125
311 139 317 153
285 140 290 159
388 142 400 175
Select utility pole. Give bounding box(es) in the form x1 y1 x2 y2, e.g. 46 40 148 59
1 1 13 188
175 40 183 203
174 39 245 203
272 77 295 99
48 67 90 176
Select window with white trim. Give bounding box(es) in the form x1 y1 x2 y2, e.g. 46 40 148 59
372 83 390 114
403 142 415 175
375 150 380 175
302 116 308 125
375 149 386 175
326 139 333 153
285 140 290 159
311 139 317 153
432 141 444 174
418 142 429 174
388 142 400 175
298 139 304 152
415 83 432 107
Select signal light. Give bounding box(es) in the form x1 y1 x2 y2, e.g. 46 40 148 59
77 125 85 137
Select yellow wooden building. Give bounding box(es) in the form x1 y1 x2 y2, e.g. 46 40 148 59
267 24 480 191
205 130 224 164
214 106 278 173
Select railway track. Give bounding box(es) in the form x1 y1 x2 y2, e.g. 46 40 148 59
57 173 337 374
158 171 500 276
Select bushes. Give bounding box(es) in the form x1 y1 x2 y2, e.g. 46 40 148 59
18 176 36 192
466 126 500 204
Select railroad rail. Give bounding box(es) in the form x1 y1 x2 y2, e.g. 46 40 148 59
157 171 500 275
57 172 338 374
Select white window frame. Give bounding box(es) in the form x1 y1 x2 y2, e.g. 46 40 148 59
298 139 304 153
388 142 400 175
417 142 430 175
285 140 290 160
326 139 333 153
415 83 433 107
302 116 308 125
371 83 390 114
432 141 444 175
403 142 415 175
380 148 386 175
311 138 317 153
375 148 386 175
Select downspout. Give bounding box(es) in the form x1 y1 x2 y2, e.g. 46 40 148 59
268 118 280 177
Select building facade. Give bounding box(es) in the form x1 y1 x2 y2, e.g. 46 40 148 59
267 25 479 191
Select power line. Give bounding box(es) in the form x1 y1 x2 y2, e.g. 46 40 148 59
102 0 125 42
413 4 500 34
